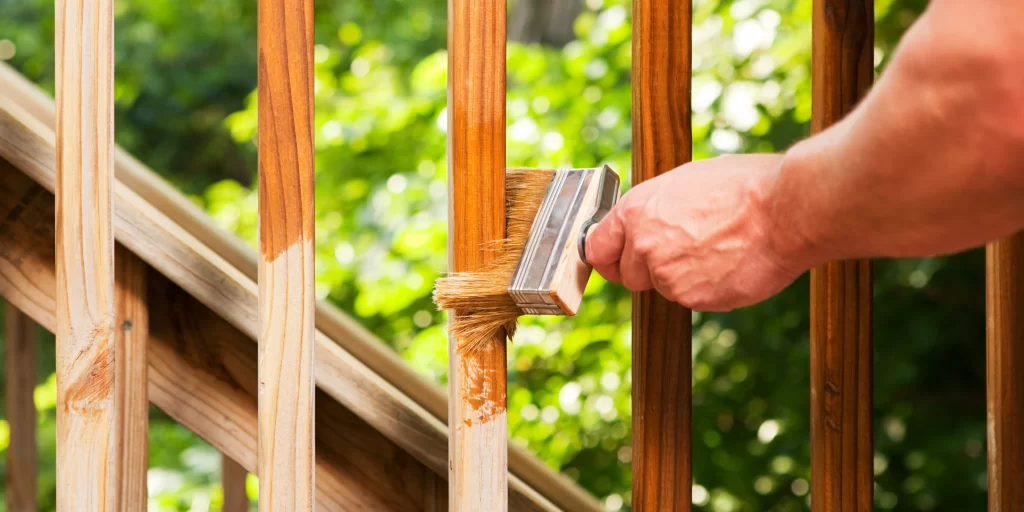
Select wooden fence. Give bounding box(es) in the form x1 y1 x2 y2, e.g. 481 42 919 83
0 0 1021 511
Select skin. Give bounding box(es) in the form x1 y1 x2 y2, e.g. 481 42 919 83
585 0 1024 312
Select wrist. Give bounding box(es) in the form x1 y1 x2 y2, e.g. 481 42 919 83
757 144 828 274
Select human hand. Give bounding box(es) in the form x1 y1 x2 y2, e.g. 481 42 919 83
584 154 811 312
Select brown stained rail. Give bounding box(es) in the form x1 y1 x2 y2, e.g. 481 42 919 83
447 0 509 509
809 1 874 511
257 0 317 509
4 304 37 511
987 234 1024 511
631 0 693 510
54 0 120 507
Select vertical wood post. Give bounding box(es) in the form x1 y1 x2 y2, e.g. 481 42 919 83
257 0 316 509
630 1 692 510
223 454 251 512
4 303 38 511
447 0 508 509
54 0 118 508
809 1 874 511
987 234 1024 511
113 245 149 510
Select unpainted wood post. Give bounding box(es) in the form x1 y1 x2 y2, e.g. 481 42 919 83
630 1 693 510
809 1 874 511
987 234 1024 511
223 454 251 512
5 303 38 511
257 0 316 509
113 245 149 510
54 0 119 508
447 0 509 509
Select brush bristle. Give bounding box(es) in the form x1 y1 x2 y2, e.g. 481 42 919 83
433 168 555 353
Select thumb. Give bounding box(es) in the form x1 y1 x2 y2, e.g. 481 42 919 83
584 205 626 281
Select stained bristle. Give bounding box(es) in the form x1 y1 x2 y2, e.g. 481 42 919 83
433 168 555 353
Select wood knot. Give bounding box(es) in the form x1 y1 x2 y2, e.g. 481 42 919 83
65 340 114 417
825 377 840 395
826 417 841 432
121 320 133 331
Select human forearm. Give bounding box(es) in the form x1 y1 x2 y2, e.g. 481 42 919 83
769 0 1024 268
585 1 1024 311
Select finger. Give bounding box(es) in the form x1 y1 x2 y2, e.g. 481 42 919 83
585 206 627 280
595 255 622 283
618 229 654 292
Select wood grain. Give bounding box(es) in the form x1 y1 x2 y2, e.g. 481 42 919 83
448 0 509 509
809 2 874 511
257 0 316 509
630 0 692 509
0 62 602 512
54 0 119 508
113 245 148 511
987 234 1024 512
222 454 251 512
4 303 38 511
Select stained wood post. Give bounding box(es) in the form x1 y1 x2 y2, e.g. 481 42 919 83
223 454 251 512
630 0 693 509
257 0 316 509
54 0 119 508
987 234 1024 511
809 1 874 511
113 245 149 510
447 0 509 509
4 303 38 511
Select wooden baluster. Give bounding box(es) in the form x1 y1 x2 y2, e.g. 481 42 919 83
223 454 251 512
630 0 693 510
257 0 316 509
809 1 874 511
447 0 508 509
113 245 149 510
5 303 38 511
987 234 1024 511
54 0 118 508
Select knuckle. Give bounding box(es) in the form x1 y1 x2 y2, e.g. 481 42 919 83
631 233 659 258
620 196 648 219
651 264 677 288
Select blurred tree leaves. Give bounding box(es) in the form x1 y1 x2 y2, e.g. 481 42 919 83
0 0 991 510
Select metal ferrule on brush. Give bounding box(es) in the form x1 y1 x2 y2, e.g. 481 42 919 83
508 166 620 316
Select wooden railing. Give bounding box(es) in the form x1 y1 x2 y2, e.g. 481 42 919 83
447 1 1024 511
0 0 1021 511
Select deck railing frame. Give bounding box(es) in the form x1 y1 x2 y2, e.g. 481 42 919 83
0 1 1020 511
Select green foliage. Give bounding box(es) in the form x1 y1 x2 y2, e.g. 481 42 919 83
0 0 988 510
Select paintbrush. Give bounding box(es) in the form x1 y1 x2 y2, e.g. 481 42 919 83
434 165 620 352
